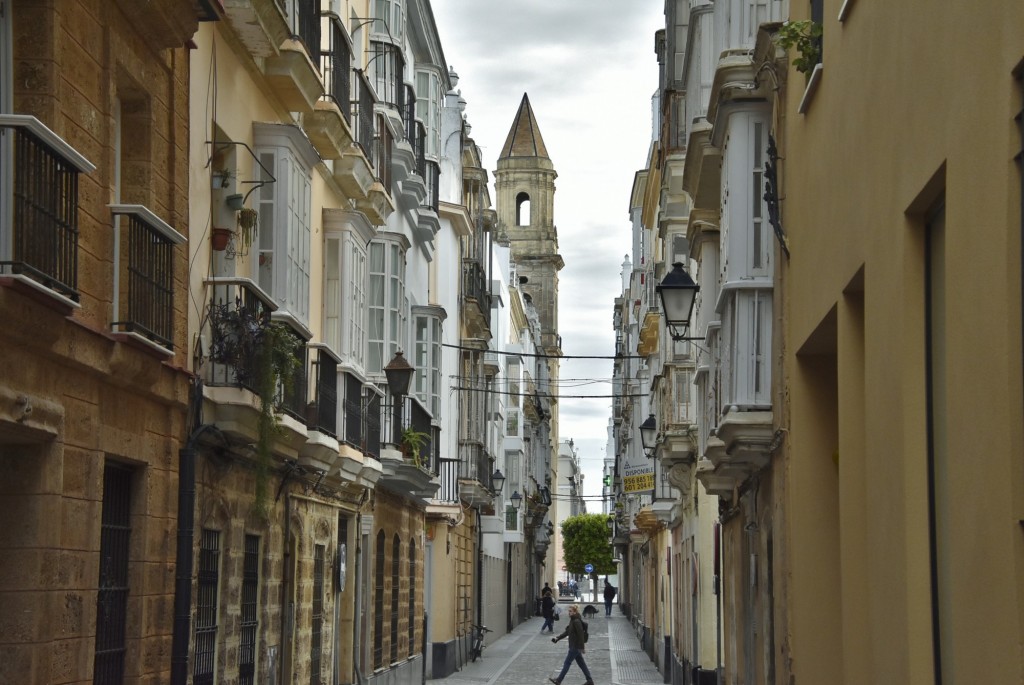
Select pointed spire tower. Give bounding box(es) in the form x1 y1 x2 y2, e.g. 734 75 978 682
495 93 564 355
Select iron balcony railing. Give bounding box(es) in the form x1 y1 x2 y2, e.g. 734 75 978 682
364 389 382 460
461 259 492 327
423 160 439 212
204 277 276 394
321 16 352 122
351 70 376 164
458 440 492 487
342 371 363 450
407 396 437 474
0 115 95 302
275 321 308 423
402 85 417 142
374 113 393 191
288 0 320 65
109 205 185 350
307 344 339 438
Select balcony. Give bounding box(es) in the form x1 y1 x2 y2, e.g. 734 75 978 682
354 114 395 225
108 205 186 354
461 259 491 338
265 38 324 114
0 115 96 309
377 395 440 503
202 277 308 459
114 0 200 50
299 344 340 473
305 16 354 160
332 372 384 488
417 160 441 238
458 440 494 508
334 71 376 202
222 0 290 59
393 89 426 209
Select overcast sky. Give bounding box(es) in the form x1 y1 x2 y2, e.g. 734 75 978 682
430 1 664 504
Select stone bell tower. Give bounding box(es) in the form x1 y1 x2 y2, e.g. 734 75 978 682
495 93 564 356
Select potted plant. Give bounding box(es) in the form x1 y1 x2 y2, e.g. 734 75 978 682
208 302 302 516
775 20 822 75
212 227 233 251
212 167 236 189
399 426 431 467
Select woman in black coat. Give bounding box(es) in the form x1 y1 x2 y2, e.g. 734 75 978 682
540 589 556 633
549 604 594 685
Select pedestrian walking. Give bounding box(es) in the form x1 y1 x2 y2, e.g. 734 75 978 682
548 604 593 685
603 580 617 616
540 588 556 633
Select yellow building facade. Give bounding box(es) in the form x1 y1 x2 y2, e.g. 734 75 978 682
773 2 1024 683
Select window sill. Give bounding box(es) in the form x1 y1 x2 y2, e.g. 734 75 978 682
797 63 824 114
0 273 80 315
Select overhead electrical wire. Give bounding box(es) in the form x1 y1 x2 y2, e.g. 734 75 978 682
441 342 644 360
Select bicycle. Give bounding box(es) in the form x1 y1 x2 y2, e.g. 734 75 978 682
469 623 492 662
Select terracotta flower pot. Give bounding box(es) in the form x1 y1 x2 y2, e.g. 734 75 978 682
212 227 232 251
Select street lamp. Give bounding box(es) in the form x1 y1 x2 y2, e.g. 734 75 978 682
491 469 506 496
639 414 658 457
383 350 415 397
383 350 415 446
656 262 700 341
606 516 614 536
510 491 523 510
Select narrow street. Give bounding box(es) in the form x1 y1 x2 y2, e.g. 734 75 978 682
429 610 663 685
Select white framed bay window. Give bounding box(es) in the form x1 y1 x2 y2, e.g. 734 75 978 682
324 208 375 369
413 306 445 417
367 235 409 374
253 123 319 328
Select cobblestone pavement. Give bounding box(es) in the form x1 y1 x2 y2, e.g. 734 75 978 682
427 612 664 685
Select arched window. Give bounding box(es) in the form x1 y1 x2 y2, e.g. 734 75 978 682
374 531 385 669
408 538 417 654
390 534 401 662
516 192 531 226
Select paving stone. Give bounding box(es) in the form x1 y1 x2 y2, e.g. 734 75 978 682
428 614 664 685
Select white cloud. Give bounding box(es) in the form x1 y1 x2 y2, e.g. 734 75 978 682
431 0 663 501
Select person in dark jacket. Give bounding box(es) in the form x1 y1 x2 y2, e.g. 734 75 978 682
603 580 617 616
548 604 593 685
540 589 556 633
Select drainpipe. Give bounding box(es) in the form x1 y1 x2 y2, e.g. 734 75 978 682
476 507 484 628
170 380 224 684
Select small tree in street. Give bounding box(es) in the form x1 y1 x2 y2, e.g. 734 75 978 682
561 513 615 597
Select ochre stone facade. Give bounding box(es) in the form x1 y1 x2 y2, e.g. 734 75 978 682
0 1 195 682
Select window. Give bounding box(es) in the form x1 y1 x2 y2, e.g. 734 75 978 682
726 290 771 407
93 464 132 684
311 544 325 684
390 534 401 663
367 239 407 374
254 123 318 326
374 531 385 669
416 70 442 158
673 368 692 424
193 529 221 685
750 121 770 275
414 310 443 416
516 192 531 226
239 535 259 685
373 0 403 42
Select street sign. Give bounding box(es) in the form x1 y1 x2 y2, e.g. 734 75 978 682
584 563 594 574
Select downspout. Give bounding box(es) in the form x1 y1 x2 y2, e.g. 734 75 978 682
353 509 365 685
171 380 224 684
476 507 484 628
281 492 293 684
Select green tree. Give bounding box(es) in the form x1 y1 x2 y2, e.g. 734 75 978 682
560 513 615 579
